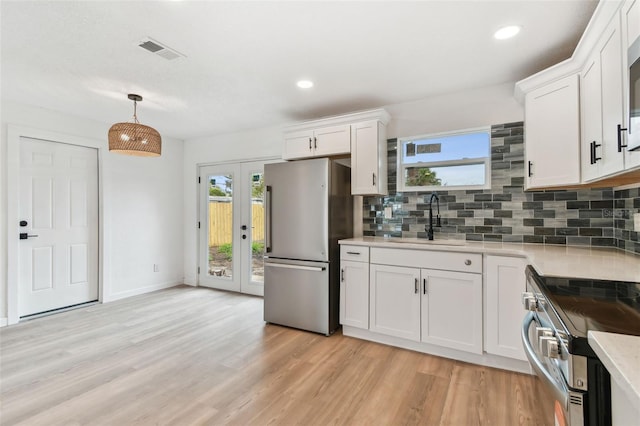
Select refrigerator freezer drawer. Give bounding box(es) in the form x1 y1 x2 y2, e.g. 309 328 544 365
264 260 331 335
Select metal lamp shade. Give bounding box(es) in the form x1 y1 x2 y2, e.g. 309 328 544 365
108 122 162 157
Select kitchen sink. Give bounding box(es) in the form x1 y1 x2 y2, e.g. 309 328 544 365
386 238 467 246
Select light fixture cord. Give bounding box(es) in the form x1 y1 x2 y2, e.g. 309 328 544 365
132 100 139 124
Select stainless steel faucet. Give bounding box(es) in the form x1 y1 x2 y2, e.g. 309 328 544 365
426 192 441 240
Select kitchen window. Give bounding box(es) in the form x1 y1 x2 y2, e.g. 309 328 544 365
397 127 491 192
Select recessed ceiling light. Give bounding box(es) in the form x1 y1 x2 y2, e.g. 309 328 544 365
494 25 521 40
296 80 314 89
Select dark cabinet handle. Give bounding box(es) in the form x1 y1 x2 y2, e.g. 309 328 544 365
309 138 312 150
372 173 376 186
593 142 601 162
527 161 533 177
346 251 361 255
590 141 595 165
423 278 427 294
414 278 418 294
314 137 317 149
341 269 344 282
19 233 38 240
618 124 628 152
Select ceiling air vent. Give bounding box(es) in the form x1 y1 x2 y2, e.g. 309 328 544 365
137 37 185 61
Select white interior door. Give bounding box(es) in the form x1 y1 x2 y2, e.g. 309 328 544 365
199 160 274 296
18 138 99 317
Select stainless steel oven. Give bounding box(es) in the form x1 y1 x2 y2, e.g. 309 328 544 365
520 266 636 426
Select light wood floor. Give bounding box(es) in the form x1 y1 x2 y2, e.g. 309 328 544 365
0 286 554 425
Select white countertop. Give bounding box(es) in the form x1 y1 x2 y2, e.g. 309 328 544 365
339 237 640 282
588 331 640 407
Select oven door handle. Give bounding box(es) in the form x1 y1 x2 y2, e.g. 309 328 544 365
522 312 569 411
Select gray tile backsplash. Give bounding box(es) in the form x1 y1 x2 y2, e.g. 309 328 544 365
362 121 640 255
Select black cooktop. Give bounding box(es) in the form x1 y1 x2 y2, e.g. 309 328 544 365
526 266 640 338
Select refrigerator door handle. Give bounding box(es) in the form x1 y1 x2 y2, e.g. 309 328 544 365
265 185 272 253
265 263 326 272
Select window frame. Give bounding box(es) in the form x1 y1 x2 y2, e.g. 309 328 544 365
396 126 492 192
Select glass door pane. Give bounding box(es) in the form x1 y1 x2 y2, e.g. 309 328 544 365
207 173 234 279
250 171 264 284
199 164 241 293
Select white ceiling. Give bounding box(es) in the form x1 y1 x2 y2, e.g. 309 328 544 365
1 0 599 140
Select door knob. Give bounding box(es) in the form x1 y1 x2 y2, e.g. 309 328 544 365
20 220 28 227
241 225 247 230
19 233 38 240
242 235 247 239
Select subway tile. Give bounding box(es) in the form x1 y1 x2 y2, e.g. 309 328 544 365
484 234 503 242
567 201 590 209
523 218 544 227
494 226 513 234
457 210 475 218
494 210 513 218
493 193 512 202
484 218 502 226
533 192 555 201
533 210 556 218
590 200 613 209
523 201 544 210
534 227 555 236
556 227 579 236
545 236 566 245
568 219 591 227
554 192 578 201
523 235 544 244
466 233 483 241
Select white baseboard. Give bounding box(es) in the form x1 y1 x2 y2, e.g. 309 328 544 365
106 280 182 302
0 318 8 328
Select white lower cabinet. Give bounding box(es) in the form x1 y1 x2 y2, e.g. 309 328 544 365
484 256 527 361
339 259 370 329
369 263 482 354
369 264 421 341
421 268 483 354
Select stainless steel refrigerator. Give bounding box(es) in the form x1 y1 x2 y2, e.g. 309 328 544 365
263 158 353 335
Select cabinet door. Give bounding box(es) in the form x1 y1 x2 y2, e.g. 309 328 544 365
313 124 351 157
622 0 640 169
283 130 314 160
340 260 369 329
525 74 581 189
351 121 387 195
369 264 420 341
484 256 527 361
599 16 626 177
420 269 483 354
581 57 604 182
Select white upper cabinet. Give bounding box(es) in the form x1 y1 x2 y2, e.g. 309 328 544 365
581 15 626 181
524 74 581 189
283 124 350 160
517 0 640 187
282 109 391 194
351 120 388 195
621 0 640 169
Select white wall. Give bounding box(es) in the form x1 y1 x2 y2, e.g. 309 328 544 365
182 82 523 282
182 126 282 285
1 101 185 324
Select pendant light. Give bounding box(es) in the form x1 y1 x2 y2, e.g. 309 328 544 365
108 94 162 157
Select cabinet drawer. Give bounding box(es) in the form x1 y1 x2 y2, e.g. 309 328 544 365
370 248 481 274
340 245 370 263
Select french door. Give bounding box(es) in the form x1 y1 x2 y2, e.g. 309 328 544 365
198 160 275 296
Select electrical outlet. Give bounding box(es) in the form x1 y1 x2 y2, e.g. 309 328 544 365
153 264 159 272
634 213 640 232
384 206 393 219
